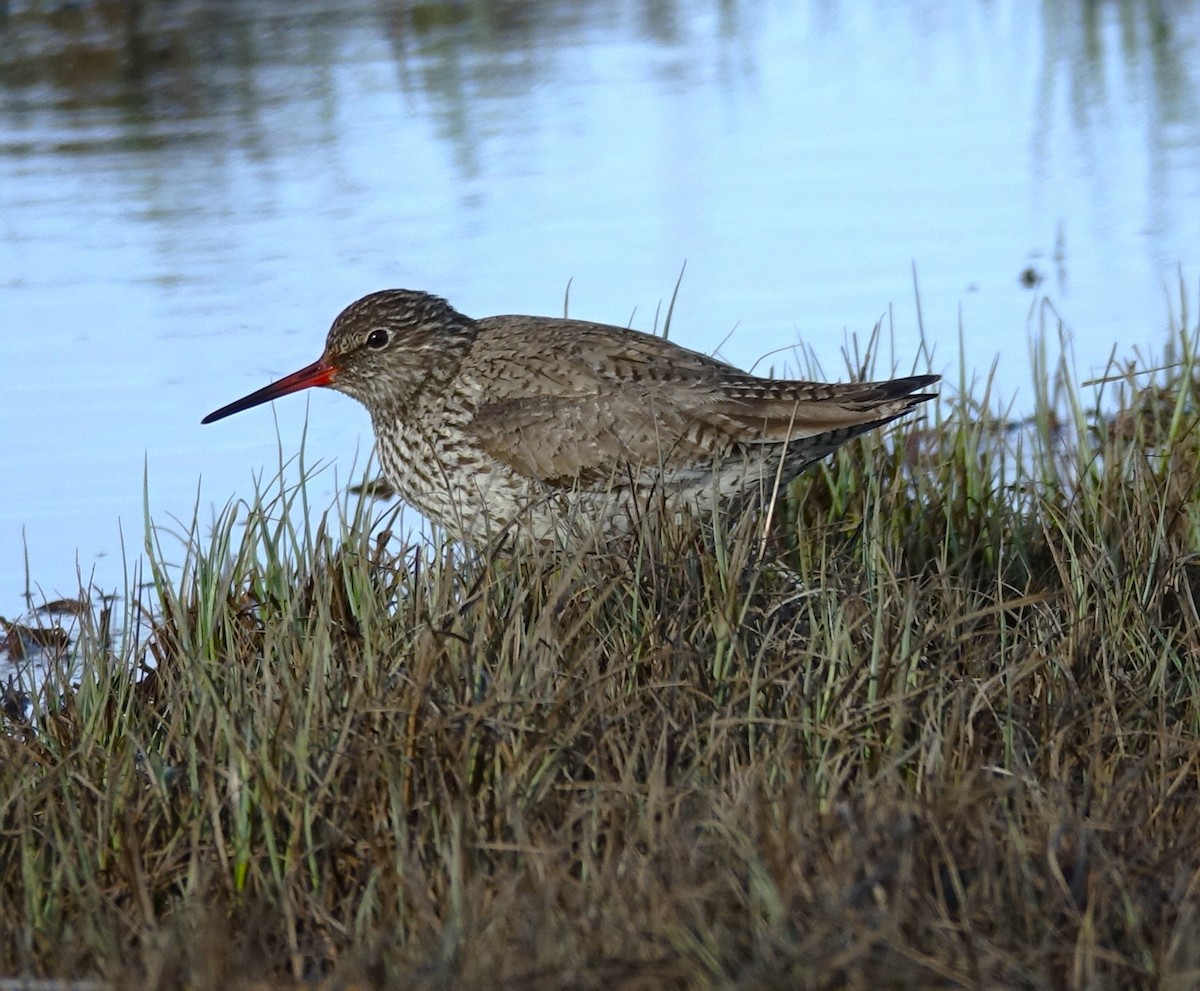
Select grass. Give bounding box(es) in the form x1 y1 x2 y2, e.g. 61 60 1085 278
3 309 1200 990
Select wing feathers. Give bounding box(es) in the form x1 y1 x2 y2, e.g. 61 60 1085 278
469 376 935 488
462 318 936 487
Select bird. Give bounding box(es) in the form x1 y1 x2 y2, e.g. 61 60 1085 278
202 290 938 547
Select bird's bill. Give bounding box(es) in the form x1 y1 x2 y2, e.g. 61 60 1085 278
201 356 336 424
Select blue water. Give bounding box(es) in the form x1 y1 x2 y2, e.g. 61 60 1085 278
1 0 1199 621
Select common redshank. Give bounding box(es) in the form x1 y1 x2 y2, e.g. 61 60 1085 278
202 290 938 546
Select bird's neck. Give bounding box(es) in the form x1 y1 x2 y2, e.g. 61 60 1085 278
374 319 477 421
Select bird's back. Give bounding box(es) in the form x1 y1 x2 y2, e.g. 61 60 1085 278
453 314 936 486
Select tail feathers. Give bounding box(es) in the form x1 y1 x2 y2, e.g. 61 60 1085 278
752 373 938 468
725 373 939 442
864 373 940 402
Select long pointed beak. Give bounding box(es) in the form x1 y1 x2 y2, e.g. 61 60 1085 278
201 355 336 424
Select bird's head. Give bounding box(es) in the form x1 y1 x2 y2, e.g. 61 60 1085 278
201 290 475 424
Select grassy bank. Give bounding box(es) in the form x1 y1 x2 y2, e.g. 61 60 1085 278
3 318 1200 990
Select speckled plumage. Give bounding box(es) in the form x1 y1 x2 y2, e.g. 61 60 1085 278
203 289 938 546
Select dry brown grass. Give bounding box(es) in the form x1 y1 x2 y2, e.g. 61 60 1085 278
3 323 1200 990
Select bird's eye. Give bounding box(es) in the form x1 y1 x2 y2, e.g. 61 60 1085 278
366 328 390 349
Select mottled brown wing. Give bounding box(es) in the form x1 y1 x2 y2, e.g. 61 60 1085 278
468 379 934 488
468 386 732 487
702 376 940 442
464 318 751 485
465 316 936 487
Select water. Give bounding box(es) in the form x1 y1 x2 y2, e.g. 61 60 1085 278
2 0 1199 616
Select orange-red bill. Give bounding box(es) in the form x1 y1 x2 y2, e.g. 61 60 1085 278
201 356 336 424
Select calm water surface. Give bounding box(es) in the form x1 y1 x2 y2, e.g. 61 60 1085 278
2 0 1199 614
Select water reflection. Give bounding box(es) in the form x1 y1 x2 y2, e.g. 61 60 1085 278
1036 0 1200 239
1 0 1199 611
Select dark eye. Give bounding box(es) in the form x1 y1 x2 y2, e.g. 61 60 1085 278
366 328 389 349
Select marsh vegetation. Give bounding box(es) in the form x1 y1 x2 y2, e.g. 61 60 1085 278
3 312 1200 990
